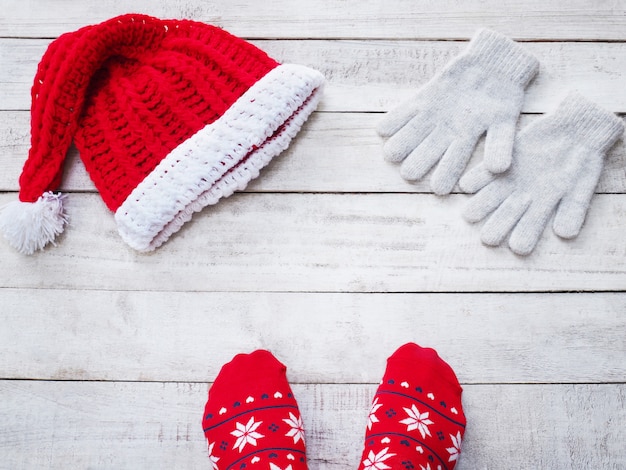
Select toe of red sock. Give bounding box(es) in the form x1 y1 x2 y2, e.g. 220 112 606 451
202 350 307 469
386 343 463 399
359 343 466 470
207 350 288 404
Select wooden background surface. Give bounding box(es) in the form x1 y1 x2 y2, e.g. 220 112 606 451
1 1 625 469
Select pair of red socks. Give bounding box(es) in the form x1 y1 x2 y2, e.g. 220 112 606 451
202 343 466 470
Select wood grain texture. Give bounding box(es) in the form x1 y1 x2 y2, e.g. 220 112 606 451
1 3 625 469
2 39 626 112
1 289 625 383
1 0 624 40
2 112 625 193
1 193 625 292
1 381 624 469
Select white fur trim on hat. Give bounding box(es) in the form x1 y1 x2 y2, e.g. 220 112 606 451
114 63 325 252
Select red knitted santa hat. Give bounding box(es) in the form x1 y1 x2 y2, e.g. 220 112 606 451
0 14 324 254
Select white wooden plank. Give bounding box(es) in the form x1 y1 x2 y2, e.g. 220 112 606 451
2 112 625 194
1 289 625 383
1 381 624 469
1 0 624 40
0 193 625 292
3 39 626 112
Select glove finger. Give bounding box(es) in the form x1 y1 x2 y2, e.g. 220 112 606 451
553 155 603 239
399 127 451 182
377 86 436 137
508 201 555 256
480 191 531 246
484 118 517 174
382 110 436 163
430 135 478 195
459 164 496 194
462 179 511 223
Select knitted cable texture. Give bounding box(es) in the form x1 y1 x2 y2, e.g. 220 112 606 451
116 64 324 251
22 16 168 202
73 16 279 211
5 14 324 253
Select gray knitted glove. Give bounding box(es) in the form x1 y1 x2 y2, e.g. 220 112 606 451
378 29 539 195
460 92 624 255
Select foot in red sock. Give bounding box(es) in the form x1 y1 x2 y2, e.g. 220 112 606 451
358 343 466 470
202 350 307 470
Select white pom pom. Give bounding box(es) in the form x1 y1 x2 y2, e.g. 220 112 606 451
0 191 68 255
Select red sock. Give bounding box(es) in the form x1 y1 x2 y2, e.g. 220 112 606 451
358 343 466 470
202 350 307 470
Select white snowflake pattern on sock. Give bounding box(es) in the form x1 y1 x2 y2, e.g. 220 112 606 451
207 441 220 469
231 416 264 452
367 397 383 430
399 404 434 439
283 412 305 444
362 447 396 470
446 431 462 462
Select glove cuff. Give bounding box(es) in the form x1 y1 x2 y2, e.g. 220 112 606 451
465 29 539 87
552 92 624 152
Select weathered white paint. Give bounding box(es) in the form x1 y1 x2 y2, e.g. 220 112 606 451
0 2 624 469
1 0 624 40
2 113 625 193
0 193 625 292
2 40 626 112
1 381 624 469
1 289 625 383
